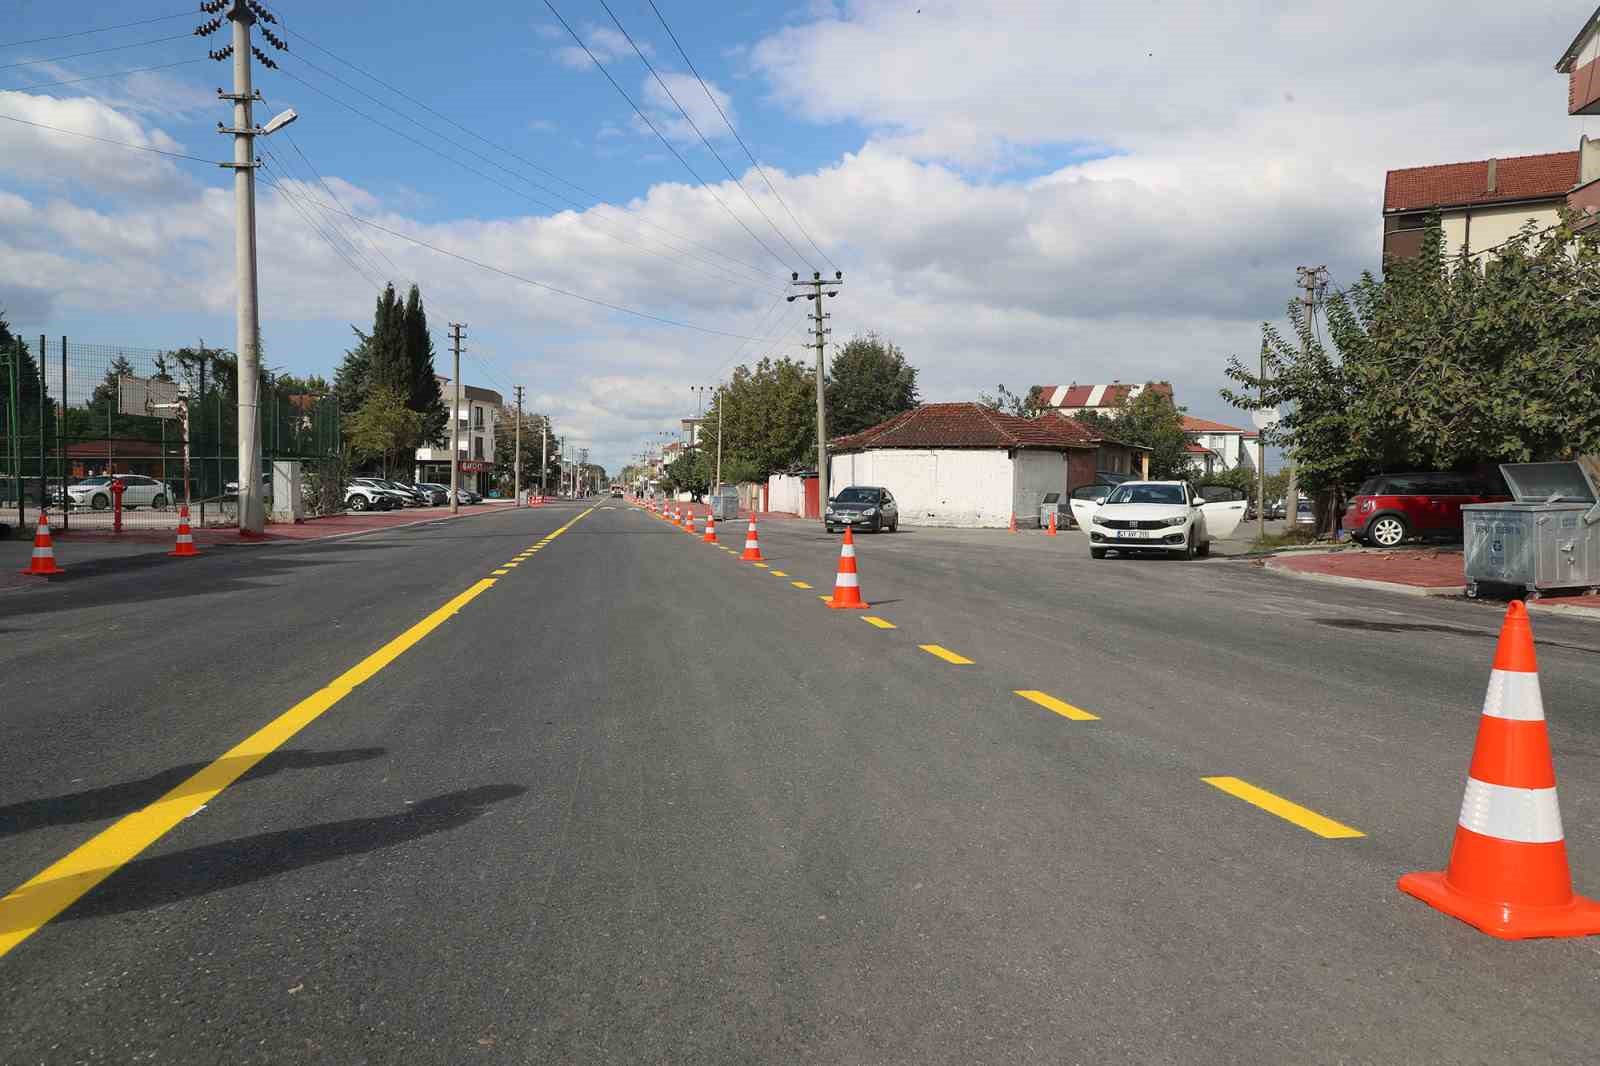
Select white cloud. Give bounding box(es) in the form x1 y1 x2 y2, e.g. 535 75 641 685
0 91 192 197
555 23 652 70
640 71 737 145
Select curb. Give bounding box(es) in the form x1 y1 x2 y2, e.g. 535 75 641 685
1526 599 1600 623
1263 558 1464 598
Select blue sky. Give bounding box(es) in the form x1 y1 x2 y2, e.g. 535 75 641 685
0 1 1587 471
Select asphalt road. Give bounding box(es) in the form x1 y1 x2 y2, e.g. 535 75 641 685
4 502 1600 1063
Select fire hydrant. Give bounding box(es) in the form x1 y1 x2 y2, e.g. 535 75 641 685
110 476 126 534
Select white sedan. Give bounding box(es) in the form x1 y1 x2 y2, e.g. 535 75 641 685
1084 480 1246 559
64 474 173 511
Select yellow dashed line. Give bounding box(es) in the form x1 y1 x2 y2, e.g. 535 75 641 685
492 569 509 575
862 616 896 629
1201 777 1365 839
791 581 812 589
919 644 973 665
1015 690 1098 721
751 563 768 568
770 570 788 577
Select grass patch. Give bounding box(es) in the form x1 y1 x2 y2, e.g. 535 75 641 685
1251 529 1322 551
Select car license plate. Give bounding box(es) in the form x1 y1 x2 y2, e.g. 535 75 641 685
1116 530 1149 540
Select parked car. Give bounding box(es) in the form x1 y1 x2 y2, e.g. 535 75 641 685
825 485 899 533
414 482 451 506
1343 471 1510 548
379 479 429 507
1084 480 1247 560
344 483 401 511
349 477 416 509
64 474 173 511
223 473 273 499
453 488 482 505
1066 472 1137 529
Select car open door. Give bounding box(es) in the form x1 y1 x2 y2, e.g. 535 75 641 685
1196 484 1248 538
1068 485 1108 530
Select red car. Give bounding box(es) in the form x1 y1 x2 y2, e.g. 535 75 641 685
1344 471 1509 548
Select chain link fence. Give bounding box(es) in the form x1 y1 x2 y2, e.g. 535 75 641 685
2 334 342 532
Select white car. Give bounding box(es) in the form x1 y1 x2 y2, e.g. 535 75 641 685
64 474 172 511
1084 480 1246 559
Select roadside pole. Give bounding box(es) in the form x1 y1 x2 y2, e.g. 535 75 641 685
715 386 724 496
1257 344 1266 543
788 270 843 523
448 323 464 514
513 385 524 506
540 419 547 498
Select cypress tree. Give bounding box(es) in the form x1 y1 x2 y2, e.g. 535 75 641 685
402 285 447 446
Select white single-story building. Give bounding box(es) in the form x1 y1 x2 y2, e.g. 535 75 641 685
828 402 1145 528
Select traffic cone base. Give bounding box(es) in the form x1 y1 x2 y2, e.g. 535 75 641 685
19 515 63 576
1398 601 1600 939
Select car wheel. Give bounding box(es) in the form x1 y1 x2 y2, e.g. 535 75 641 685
1369 514 1408 548
1197 538 1211 557
348 495 368 511
1177 538 1195 561
825 524 835 534
891 517 899 533
152 494 167 510
92 493 109 510
1090 547 1107 559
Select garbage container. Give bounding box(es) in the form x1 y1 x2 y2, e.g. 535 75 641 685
710 484 740 521
1464 460 1600 599
1039 492 1065 530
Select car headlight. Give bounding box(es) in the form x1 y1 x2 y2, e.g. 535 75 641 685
1164 514 1188 527
863 507 877 516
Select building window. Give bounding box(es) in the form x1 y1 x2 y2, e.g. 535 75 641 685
1394 212 1429 231
473 437 484 460
473 406 484 430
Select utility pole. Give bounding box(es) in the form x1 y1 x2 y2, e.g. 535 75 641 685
199 0 288 535
1257 342 1267 544
715 386 724 494
788 270 843 521
448 322 465 514
540 418 547 498
1288 265 1326 533
512 385 524 506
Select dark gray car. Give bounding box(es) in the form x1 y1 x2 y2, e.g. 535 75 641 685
825 485 899 533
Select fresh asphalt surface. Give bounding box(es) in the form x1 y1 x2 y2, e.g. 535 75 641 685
3 502 1600 1063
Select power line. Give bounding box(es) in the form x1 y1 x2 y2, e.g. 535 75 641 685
275 64 784 299
0 109 214 162
542 0 791 271
645 0 838 274
271 20 782 286
595 0 814 271
0 11 191 51
0 57 206 93
0 33 193 74
260 162 385 291
260 152 388 287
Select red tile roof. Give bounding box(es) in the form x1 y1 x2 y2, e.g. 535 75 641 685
1184 442 1213 454
1383 152 1577 213
831 403 1132 452
1181 415 1246 434
1031 381 1174 409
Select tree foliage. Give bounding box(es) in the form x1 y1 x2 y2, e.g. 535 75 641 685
345 385 422 477
1074 388 1190 479
826 332 919 436
1224 217 1600 497
979 384 1048 418
704 357 817 478
334 284 445 467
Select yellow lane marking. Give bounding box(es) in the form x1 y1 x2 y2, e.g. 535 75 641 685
0 577 500 958
751 563 768 568
1015 690 1098 721
503 562 520 567
919 644 974 665
862 616 896 629
819 594 832 602
1201 777 1365 839
492 568 509 575
791 581 812 589
770 570 788 577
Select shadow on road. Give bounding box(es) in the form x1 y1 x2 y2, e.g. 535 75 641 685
18 785 527 928
0 748 388 839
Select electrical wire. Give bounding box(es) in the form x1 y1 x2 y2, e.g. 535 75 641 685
274 65 784 299
644 0 838 275
0 58 206 93
542 0 792 271
260 160 384 290
594 0 814 272
0 109 215 162
0 33 194 74
270 20 783 286
0 11 191 51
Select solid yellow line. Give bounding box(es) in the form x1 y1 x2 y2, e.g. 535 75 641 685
1201 776 1365 839
492 568 509 575
919 644 974 665
791 581 812 589
0 578 500 958
862 616 896 629
1015 690 1098 721
769 570 788 577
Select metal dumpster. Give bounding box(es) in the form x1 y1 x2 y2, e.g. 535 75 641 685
1039 492 1065 530
709 484 741 522
1463 460 1600 599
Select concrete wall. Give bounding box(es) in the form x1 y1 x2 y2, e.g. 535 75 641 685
766 473 805 514
830 448 1016 527
1011 450 1064 527
1440 202 1561 258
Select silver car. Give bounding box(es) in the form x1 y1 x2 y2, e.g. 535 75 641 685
65 474 172 511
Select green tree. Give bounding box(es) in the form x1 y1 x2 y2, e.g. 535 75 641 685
401 285 447 448
345 384 422 477
826 332 919 436
705 356 817 477
979 384 1048 418
1075 387 1189 479
663 447 711 498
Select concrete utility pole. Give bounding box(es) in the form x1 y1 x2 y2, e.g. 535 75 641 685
1257 343 1267 544
540 418 547 498
512 385 524 506
199 0 289 534
448 322 465 514
788 270 843 521
715 386 724 494
1288 265 1327 533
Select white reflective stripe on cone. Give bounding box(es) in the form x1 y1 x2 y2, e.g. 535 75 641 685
744 541 758 549
32 547 52 558
1481 669 1546 722
833 572 859 587
840 544 856 558
1458 777 1564 843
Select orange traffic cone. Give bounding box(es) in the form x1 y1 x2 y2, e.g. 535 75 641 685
670 506 680 527
686 512 698 537
1398 601 1600 939
702 512 717 544
1046 510 1058 536
168 504 200 557
19 512 62 575
826 526 869 609
1009 512 1018 533
739 516 764 562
